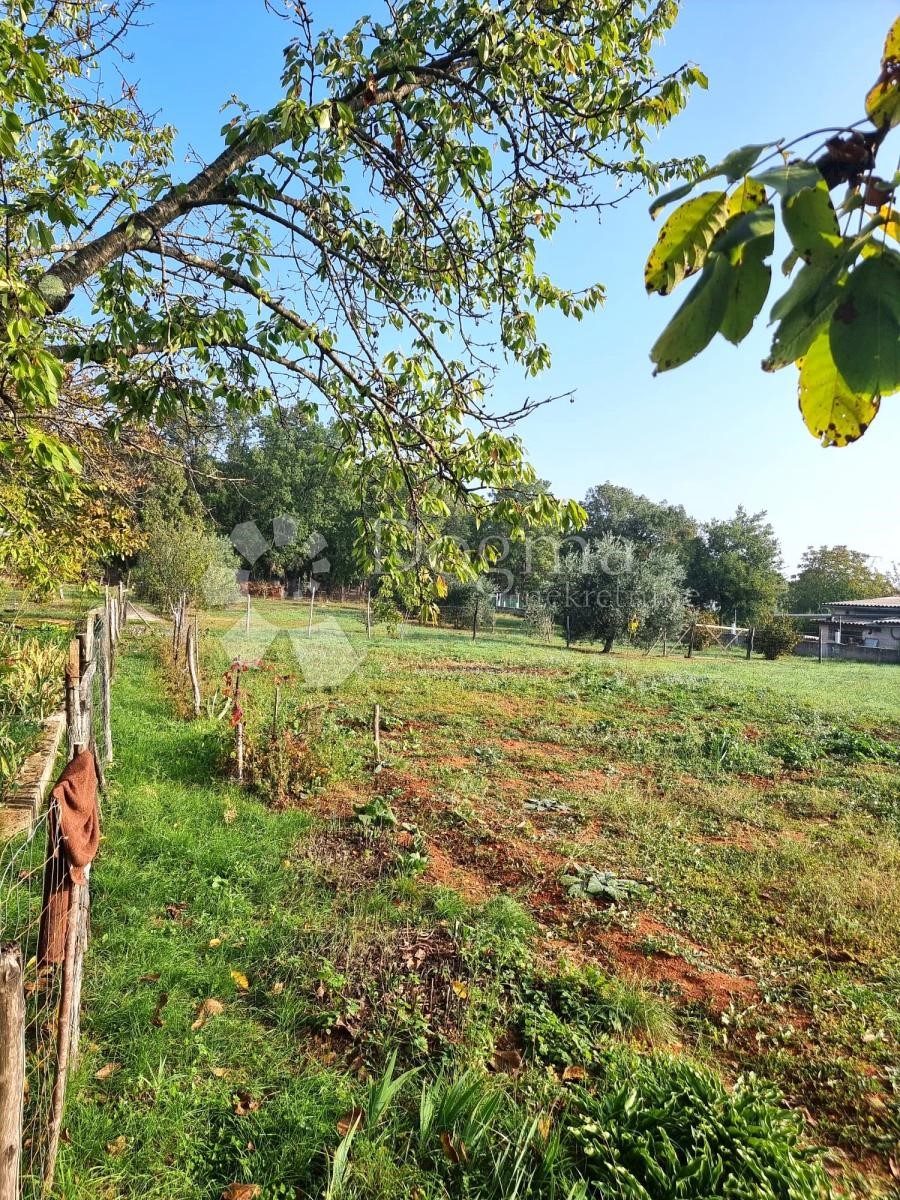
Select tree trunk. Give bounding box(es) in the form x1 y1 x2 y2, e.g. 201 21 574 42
601 636 614 654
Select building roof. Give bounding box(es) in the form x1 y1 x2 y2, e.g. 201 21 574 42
829 595 900 610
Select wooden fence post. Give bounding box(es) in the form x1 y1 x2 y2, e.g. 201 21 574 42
366 592 372 640
686 622 696 659
373 703 381 768
746 627 755 659
100 605 113 764
43 883 83 1195
818 627 824 663
0 946 24 1200
67 869 90 1070
472 598 479 641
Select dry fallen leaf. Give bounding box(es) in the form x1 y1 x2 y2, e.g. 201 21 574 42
209 937 222 948
221 1186 261 1200
223 807 237 825
138 972 161 983
561 1065 587 1082
191 998 225 1031
537 1115 552 1141
210 1067 230 1078
94 1063 121 1081
451 980 469 1000
106 1135 127 1156
151 992 169 1027
440 1131 468 1164
232 1090 261 1117
231 970 250 992
270 980 284 996
336 1108 365 1137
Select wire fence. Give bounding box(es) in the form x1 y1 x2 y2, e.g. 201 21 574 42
0 586 126 1200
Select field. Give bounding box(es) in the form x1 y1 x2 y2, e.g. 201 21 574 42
56 599 900 1198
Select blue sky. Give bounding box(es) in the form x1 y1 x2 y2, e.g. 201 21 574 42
129 0 899 576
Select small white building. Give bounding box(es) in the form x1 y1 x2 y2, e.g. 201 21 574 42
819 596 900 663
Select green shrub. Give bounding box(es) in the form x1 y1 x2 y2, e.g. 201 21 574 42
133 511 238 609
522 596 555 641
521 968 674 1066
568 1052 831 1199
756 615 801 660
0 632 64 719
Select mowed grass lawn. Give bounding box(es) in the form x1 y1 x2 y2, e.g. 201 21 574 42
59 600 900 1198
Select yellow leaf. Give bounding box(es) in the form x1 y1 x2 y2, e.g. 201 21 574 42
644 191 730 295
866 16 900 130
210 1067 230 1078
106 1135 128 1156
231 970 250 992
880 205 900 242
208 937 222 948
798 331 881 447
726 177 767 217
451 980 469 999
561 1064 587 1081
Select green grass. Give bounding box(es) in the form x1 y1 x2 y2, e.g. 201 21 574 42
53 603 900 1197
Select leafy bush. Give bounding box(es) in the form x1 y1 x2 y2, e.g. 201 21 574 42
568 1052 831 1199
133 511 238 609
756 615 801 660
521 968 674 1066
522 595 555 641
245 727 328 807
0 632 64 720
821 727 900 764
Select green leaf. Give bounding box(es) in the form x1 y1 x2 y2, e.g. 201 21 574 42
648 144 773 217
829 256 900 396
764 275 843 372
753 162 822 198
644 191 729 295
713 204 775 256
782 181 841 265
720 240 771 345
770 260 838 324
650 254 732 373
799 329 880 447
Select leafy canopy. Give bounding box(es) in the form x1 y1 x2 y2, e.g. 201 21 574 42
0 0 705 592
645 15 900 448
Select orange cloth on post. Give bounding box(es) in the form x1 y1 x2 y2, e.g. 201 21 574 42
37 749 99 965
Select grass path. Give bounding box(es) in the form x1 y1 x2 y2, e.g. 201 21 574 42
59 638 353 1198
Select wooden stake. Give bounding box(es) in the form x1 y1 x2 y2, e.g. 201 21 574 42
307 585 316 639
187 621 201 718
686 622 696 659
472 598 479 641
366 591 372 640
0 946 24 1200
65 638 81 761
373 703 381 767
746 627 755 659
245 592 251 635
